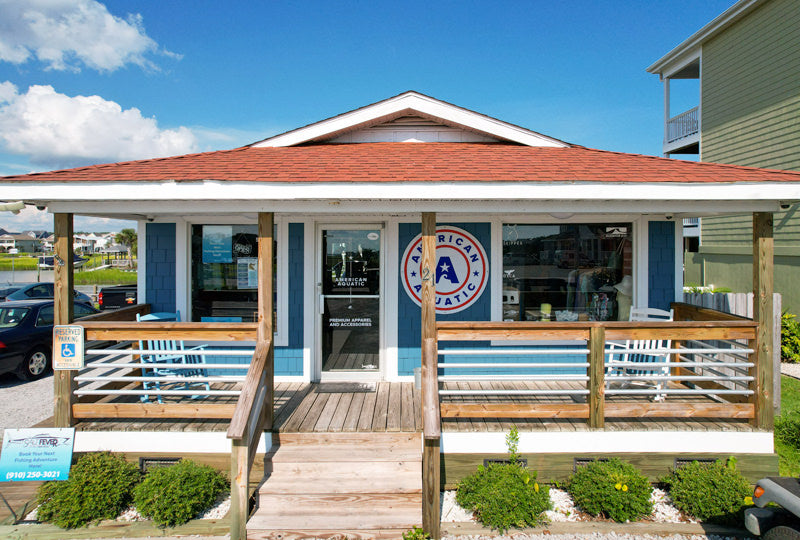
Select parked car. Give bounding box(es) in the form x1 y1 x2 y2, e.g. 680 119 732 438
98 284 137 310
3 282 92 304
0 299 98 381
0 285 24 301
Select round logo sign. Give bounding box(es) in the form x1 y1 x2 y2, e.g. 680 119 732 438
401 226 488 314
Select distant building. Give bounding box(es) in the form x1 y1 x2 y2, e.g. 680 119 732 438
0 231 43 252
648 0 800 310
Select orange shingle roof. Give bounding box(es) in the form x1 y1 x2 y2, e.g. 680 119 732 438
3 143 800 184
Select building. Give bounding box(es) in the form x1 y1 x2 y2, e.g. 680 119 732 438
0 231 42 252
647 0 800 309
0 92 794 538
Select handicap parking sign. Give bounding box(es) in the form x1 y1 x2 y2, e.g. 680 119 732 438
53 326 84 370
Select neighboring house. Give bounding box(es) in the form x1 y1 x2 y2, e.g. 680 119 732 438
648 0 800 310
0 91 797 537
0 231 42 252
41 233 54 252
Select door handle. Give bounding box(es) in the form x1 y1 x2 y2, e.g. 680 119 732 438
319 295 325 315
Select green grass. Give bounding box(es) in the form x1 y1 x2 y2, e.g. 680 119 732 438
0 255 39 271
73 269 137 285
776 375 800 475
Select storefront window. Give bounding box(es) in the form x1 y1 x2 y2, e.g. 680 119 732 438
191 225 278 326
502 223 633 322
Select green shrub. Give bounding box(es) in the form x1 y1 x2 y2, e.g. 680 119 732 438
567 458 652 522
661 458 750 525
782 312 800 363
776 413 800 449
402 526 430 540
36 452 140 528
133 459 228 527
456 463 550 532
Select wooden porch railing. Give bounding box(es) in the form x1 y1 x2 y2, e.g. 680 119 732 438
76 320 257 419
422 301 766 432
227 339 273 540
433 317 758 428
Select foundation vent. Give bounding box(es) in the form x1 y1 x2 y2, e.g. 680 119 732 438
674 457 717 469
484 458 528 467
573 457 610 472
139 457 181 473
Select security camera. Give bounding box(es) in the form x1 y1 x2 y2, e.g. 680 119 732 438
665 214 674 220
780 201 792 210
36 205 46 211
147 217 155 223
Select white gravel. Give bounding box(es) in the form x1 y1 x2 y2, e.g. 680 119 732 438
545 488 581 522
442 533 752 540
442 487 703 525
0 372 53 434
24 494 230 524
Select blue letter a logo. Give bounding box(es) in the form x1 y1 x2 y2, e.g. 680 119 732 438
436 256 460 284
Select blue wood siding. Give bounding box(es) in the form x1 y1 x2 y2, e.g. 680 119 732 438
145 223 176 313
648 221 676 311
275 222 304 375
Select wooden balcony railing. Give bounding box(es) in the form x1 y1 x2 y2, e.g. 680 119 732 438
666 106 699 143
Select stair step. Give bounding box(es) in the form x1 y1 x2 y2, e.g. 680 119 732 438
248 528 408 540
248 493 422 530
272 431 421 448
267 445 421 463
251 431 423 533
260 460 421 494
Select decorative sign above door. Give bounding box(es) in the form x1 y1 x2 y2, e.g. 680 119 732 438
401 226 488 314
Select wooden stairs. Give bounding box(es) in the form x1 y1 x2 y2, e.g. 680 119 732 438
247 432 423 540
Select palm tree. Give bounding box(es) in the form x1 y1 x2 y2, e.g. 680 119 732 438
115 228 137 268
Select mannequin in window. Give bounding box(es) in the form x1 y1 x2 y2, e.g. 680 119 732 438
614 275 633 321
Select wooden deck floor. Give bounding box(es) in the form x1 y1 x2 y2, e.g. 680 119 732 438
69 380 754 433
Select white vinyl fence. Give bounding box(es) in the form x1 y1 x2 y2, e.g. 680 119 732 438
683 292 781 413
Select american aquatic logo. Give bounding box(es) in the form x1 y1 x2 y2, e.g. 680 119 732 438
401 226 488 313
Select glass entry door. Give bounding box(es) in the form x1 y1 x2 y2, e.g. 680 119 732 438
320 227 381 376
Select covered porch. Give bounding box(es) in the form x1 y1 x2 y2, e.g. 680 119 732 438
3 92 797 539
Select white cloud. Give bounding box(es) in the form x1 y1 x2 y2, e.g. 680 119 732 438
0 206 135 233
0 83 198 168
0 0 175 72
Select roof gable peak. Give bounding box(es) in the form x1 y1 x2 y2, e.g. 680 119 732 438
251 91 569 148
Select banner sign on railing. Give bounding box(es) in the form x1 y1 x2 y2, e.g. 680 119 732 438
0 428 75 482
53 325 85 370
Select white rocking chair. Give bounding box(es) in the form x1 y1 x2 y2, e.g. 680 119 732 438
136 311 210 403
606 307 674 401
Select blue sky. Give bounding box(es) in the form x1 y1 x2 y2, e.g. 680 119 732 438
0 0 734 232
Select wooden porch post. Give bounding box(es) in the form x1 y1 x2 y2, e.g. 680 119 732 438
257 212 274 429
588 326 605 428
421 212 440 539
753 212 774 429
53 213 75 427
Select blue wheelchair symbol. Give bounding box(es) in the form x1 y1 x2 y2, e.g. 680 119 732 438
61 344 75 358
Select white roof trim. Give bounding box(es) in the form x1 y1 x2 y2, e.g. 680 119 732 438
251 92 569 148
647 0 763 75
5 180 800 204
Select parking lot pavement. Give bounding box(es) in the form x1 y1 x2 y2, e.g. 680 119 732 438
0 372 53 432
